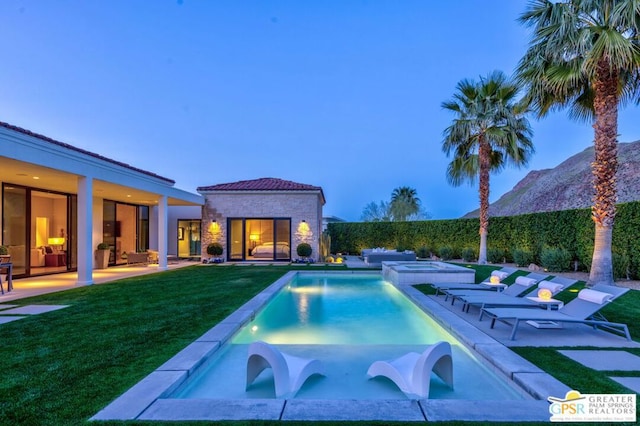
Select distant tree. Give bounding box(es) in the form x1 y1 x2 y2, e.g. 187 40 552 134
442 70 534 264
406 207 432 222
390 186 421 221
516 0 640 286
360 201 392 222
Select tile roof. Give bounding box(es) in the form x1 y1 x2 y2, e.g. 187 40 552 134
0 121 175 184
198 177 325 201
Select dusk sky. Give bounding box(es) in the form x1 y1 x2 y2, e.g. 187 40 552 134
2 1 639 221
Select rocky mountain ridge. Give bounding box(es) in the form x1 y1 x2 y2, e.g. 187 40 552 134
463 140 640 218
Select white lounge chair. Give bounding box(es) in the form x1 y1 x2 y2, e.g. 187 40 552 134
246 341 324 398
446 272 548 305
366 341 453 399
458 276 577 313
480 285 631 340
431 267 518 296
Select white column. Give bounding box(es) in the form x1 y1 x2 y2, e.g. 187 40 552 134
76 176 94 285
158 195 168 270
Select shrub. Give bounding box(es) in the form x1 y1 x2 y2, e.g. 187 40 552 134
206 242 223 256
613 252 630 280
438 246 454 260
461 247 476 262
540 247 572 272
296 243 312 258
487 248 505 264
512 249 534 267
416 246 430 259
0 245 8 255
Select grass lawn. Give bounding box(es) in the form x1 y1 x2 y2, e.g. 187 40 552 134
0 263 637 425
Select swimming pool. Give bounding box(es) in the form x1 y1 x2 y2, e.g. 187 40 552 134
93 271 557 422
172 273 524 400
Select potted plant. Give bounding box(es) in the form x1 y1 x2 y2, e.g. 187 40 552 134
296 243 313 263
206 242 224 263
95 243 110 269
0 245 9 264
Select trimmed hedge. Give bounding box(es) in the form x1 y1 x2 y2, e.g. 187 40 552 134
327 201 640 279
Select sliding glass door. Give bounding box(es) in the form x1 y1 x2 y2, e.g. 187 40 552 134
227 218 291 261
2 183 76 277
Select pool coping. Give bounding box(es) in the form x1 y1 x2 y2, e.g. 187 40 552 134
91 270 563 422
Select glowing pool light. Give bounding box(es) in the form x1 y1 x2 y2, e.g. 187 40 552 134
537 288 553 300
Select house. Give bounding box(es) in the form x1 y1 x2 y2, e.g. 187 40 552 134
0 121 203 284
197 178 325 262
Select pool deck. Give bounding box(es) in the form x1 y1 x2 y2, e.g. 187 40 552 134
92 270 565 422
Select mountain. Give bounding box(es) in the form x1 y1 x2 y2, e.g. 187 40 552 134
463 140 640 218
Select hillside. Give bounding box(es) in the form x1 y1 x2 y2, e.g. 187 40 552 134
463 140 640 218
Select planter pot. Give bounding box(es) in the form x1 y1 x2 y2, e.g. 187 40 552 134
95 249 110 269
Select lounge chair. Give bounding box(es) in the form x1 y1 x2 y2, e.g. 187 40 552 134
431 267 519 297
366 341 453 399
445 272 548 305
457 276 577 313
246 341 324 398
479 285 631 340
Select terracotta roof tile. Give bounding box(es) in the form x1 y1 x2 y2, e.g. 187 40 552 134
198 178 325 203
0 121 175 184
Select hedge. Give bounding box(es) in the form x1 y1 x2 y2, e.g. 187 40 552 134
327 201 640 279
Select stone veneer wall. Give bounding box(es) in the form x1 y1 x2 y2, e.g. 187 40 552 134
201 191 323 261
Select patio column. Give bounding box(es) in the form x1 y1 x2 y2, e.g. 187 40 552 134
76 175 94 285
157 195 168 271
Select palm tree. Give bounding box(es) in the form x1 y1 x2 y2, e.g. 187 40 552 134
442 71 534 264
516 0 640 286
390 186 421 221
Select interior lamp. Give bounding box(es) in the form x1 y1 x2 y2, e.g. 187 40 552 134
48 237 65 252
489 275 500 284
537 288 553 300
249 234 260 247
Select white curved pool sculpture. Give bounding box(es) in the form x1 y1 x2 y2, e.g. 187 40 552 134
382 261 475 286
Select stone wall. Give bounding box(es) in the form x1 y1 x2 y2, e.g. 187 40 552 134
201 191 323 261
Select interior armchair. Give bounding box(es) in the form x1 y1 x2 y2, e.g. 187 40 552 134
30 247 46 267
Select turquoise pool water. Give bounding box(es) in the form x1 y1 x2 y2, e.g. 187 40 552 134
174 273 526 400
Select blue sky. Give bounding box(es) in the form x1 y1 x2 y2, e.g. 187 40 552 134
1 1 639 221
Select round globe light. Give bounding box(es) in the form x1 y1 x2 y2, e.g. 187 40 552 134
490 275 500 284
538 288 553 300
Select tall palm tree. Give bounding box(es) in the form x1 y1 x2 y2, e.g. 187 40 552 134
442 71 534 264
390 186 420 221
516 0 640 286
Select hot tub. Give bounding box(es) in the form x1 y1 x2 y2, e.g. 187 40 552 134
382 261 475 286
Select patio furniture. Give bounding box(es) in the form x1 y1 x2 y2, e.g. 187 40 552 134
246 341 324 398
444 272 547 302
431 267 518 296
479 285 631 340
0 260 13 293
367 341 453 399
457 277 578 313
364 250 416 266
126 252 149 265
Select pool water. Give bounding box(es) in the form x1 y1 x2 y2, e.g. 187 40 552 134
174 273 525 400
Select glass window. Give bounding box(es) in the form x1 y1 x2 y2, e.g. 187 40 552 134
227 218 291 261
2 185 27 275
228 219 243 261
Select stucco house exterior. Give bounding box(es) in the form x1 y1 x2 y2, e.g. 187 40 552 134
0 121 203 285
197 178 325 262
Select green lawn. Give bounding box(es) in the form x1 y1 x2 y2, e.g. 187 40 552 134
0 264 637 425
